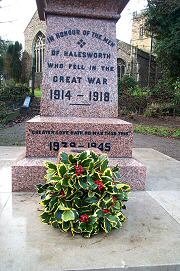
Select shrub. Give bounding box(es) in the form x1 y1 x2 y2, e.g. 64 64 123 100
0 84 30 103
144 102 178 117
173 78 180 105
36 151 131 238
0 101 11 120
129 87 150 98
150 79 174 103
144 103 163 118
0 101 21 124
118 75 137 96
119 94 149 115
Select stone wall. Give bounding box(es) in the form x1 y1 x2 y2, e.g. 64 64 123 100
24 11 46 87
117 40 157 87
117 40 131 64
131 13 152 53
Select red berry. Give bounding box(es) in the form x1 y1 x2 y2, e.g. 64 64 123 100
76 165 84 176
80 214 89 223
60 190 65 197
94 180 105 191
103 209 111 214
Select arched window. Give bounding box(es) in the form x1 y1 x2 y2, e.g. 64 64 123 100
139 25 145 38
117 58 126 80
33 32 45 73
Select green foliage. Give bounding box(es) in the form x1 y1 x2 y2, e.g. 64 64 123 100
36 151 131 238
128 86 150 98
173 78 180 105
144 103 163 118
119 86 150 115
150 79 174 102
0 82 30 102
118 77 180 116
0 101 20 124
134 124 180 138
0 101 11 119
33 88 42 98
21 51 31 83
4 41 22 82
118 75 137 96
145 0 180 80
144 102 179 117
0 37 10 76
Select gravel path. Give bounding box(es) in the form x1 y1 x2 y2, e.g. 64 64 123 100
0 121 179 160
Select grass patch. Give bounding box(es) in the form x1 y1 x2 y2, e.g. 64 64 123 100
134 125 180 138
30 88 42 98
34 88 42 98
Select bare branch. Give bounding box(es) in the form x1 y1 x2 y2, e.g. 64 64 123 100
0 20 17 23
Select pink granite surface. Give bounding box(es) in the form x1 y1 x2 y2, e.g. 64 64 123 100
42 0 129 21
26 116 133 158
12 156 146 192
110 158 146 191
41 15 118 118
12 0 146 192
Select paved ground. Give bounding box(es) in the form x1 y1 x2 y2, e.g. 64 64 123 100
0 147 180 270
0 122 25 146
0 121 180 160
134 133 180 161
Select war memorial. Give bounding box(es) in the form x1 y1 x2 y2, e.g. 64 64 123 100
12 0 146 191
1 0 180 270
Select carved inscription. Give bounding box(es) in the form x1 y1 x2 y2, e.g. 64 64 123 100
49 142 111 152
45 28 116 108
30 129 130 136
47 29 115 48
29 129 131 154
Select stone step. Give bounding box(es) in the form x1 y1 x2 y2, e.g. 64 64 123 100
12 156 146 192
25 116 133 158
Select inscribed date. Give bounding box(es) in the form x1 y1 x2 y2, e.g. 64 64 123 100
49 141 111 152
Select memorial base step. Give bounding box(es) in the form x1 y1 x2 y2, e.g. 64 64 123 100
26 116 133 158
12 156 146 192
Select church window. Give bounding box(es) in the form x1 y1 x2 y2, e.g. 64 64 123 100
139 26 144 38
117 58 126 80
33 32 45 73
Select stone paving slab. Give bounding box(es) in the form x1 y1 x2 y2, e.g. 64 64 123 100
0 147 180 271
148 191 180 224
133 148 178 162
0 167 12 193
0 146 25 162
0 193 10 214
0 192 180 271
133 148 180 191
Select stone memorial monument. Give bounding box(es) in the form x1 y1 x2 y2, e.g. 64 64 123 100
12 0 146 191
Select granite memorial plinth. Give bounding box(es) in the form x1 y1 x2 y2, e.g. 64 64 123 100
26 116 133 158
12 0 146 191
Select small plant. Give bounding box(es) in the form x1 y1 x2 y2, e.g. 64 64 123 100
134 125 180 138
150 79 174 103
0 84 30 102
129 87 150 98
36 150 131 238
118 75 137 96
144 103 162 118
173 78 180 105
